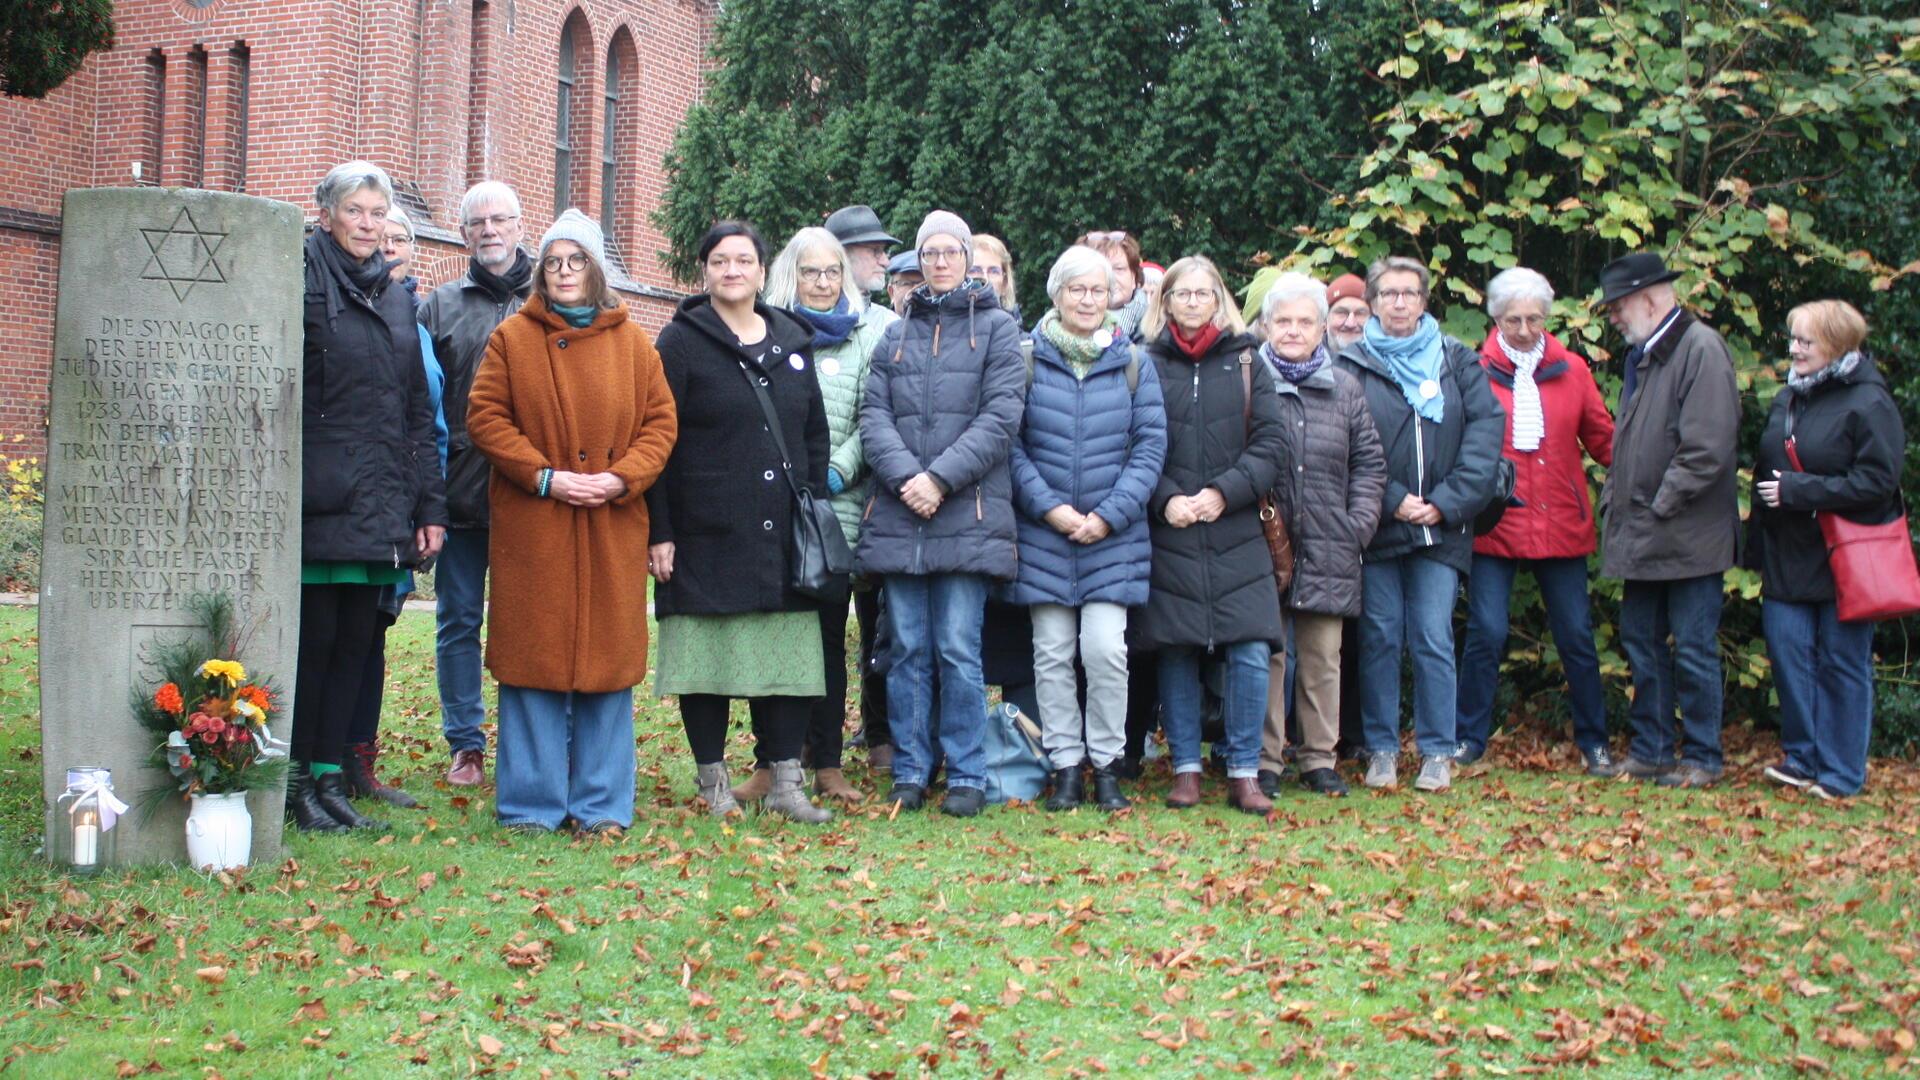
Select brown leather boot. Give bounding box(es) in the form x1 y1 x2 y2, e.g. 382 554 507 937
813 767 865 803
1165 771 1202 809
731 767 773 804
1227 777 1273 815
347 742 420 808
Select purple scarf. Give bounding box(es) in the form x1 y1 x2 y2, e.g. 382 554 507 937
1262 340 1329 384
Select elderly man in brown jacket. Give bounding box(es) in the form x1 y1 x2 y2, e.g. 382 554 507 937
1595 253 1740 789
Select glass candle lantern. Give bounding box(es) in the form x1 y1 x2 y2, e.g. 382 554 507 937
50 767 122 874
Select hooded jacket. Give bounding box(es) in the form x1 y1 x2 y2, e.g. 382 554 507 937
1267 359 1387 618
1007 326 1168 608
1133 327 1288 649
1335 332 1505 575
1750 353 1906 604
646 295 829 615
855 279 1026 580
1474 330 1615 561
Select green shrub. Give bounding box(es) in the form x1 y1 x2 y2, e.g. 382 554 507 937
0 450 39 592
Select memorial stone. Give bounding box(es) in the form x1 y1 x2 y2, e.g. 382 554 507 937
40 188 303 866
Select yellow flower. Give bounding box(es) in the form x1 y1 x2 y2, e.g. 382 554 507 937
198 659 247 685
233 697 264 722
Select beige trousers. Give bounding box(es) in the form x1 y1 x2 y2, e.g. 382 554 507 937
1261 611 1344 774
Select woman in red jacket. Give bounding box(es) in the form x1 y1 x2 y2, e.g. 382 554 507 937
1455 267 1617 773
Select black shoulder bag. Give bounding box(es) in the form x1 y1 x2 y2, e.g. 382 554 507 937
735 360 854 598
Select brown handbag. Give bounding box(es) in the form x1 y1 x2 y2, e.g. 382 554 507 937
1239 352 1295 595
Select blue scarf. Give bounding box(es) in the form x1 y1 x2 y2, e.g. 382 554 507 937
1262 340 1328 384
1364 314 1447 423
552 302 597 329
795 296 861 349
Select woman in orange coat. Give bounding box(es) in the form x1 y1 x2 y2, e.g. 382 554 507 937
467 209 678 835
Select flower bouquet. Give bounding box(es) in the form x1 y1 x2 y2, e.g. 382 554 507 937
129 596 287 869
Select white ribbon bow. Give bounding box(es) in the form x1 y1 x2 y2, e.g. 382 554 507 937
65 777 131 831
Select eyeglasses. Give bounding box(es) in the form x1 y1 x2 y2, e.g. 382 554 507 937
919 246 965 264
383 233 414 246
542 252 590 273
1497 313 1546 330
970 266 1004 280
1376 288 1424 304
464 213 521 230
1167 288 1215 305
1082 230 1128 246
1062 284 1110 302
1788 334 1816 348
798 265 843 283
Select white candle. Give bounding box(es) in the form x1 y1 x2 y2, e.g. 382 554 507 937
72 810 99 867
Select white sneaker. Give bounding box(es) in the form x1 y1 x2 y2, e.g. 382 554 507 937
1414 755 1452 793
1363 752 1398 790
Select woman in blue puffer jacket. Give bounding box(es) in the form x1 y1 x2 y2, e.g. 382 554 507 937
1008 245 1167 812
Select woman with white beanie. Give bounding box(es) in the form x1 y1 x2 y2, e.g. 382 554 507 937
467 208 679 836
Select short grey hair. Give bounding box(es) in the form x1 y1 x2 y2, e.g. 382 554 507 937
383 205 416 241
1485 266 1555 319
764 227 866 312
315 161 393 212
1365 255 1429 304
1259 271 1329 324
459 180 522 226
1045 245 1116 305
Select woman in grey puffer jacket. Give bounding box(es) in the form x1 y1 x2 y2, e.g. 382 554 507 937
857 211 1026 819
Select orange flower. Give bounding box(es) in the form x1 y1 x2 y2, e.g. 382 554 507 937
238 685 272 712
154 683 184 714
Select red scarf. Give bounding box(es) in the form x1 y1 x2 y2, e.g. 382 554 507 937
1170 321 1222 359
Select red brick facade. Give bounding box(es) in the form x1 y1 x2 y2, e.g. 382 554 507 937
0 0 716 457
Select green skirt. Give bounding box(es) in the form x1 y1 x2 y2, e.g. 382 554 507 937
653 611 825 698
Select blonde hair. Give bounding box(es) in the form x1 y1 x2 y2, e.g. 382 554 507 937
1788 299 1869 359
1140 255 1246 340
970 234 1017 306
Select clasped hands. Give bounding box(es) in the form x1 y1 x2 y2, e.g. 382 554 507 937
548 470 626 507
1163 487 1226 529
1043 505 1112 544
1394 493 1444 526
900 472 945 519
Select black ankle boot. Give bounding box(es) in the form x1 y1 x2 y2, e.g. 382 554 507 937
313 771 389 831
1091 765 1131 812
286 770 347 833
1043 767 1084 811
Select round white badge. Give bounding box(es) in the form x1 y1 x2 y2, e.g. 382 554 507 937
1419 378 1441 400
1093 328 1115 349
819 357 841 377
789 354 807 372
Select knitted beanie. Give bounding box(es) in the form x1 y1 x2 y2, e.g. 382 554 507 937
540 208 609 283
915 210 973 261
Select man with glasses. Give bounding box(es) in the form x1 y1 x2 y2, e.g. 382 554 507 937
1593 252 1739 790
825 204 900 298
418 181 533 787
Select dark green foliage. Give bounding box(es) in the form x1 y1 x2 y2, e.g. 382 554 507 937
1 0 113 99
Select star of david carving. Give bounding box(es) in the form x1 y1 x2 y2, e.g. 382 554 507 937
139 207 229 301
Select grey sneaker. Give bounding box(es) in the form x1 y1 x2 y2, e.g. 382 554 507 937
1654 764 1722 789
1618 755 1676 781
1414 755 1452 792
1582 745 1625 778
1363 752 1398 790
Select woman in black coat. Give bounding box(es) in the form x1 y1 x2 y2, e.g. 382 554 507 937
292 161 447 834
1135 256 1287 814
646 221 834 824
1753 300 1905 801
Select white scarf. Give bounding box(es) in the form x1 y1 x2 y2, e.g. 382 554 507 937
1501 332 1547 452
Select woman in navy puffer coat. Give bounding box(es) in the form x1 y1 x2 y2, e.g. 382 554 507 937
1008 246 1168 812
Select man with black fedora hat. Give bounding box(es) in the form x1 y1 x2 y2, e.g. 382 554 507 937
1593 251 1741 789
825 204 900 297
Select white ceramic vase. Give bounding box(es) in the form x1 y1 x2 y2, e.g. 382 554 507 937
186 791 252 872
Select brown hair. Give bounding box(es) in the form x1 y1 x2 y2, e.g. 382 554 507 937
1080 230 1142 286
1788 299 1869 359
534 252 622 311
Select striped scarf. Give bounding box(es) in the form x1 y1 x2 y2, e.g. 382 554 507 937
1500 332 1546 452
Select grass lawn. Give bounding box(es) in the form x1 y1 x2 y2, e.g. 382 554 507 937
0 605 1916 1077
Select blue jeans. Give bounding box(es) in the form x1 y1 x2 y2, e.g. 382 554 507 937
1763 599 1874 795
1457 555 1608 755
435 527 489 754
1359 554 1461 759
495 684 635 829
1619 574 1724 771
884 573 989 792
1159 641 1269 778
